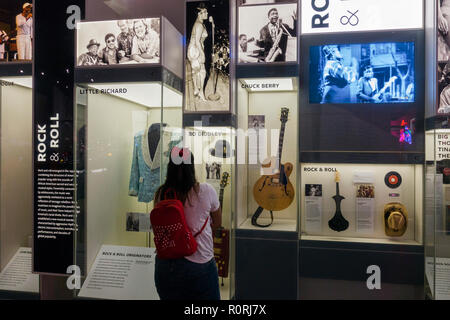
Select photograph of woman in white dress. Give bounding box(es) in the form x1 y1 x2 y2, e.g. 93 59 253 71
185 1 230 112
187 3 209 101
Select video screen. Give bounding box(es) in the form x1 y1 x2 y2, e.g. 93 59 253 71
309 42 415 104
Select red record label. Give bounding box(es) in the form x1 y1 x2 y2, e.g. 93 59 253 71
385 172 402 189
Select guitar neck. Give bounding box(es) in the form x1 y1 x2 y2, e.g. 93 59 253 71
277 122 286 170
219 188 224 209
335 182 340 196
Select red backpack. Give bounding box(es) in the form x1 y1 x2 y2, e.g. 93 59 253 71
150 189 209 259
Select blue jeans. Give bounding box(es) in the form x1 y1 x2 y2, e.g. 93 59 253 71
154 257 221 300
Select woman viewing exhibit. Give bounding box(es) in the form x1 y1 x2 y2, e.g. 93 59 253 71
187 3 209 102
153 148 221 300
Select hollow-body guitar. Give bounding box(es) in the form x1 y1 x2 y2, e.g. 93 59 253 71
252 107 294 213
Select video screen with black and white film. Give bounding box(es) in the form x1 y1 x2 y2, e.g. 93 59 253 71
76 18 160 67
309 42 415 104
238 3 297 63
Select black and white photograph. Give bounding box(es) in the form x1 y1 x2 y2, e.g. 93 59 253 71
238 3 297 64
305 184 322 197
438 61 450 114
248 115 265 130
76 18 160 67
0 1 33 61
439 0 450 62
185 0 230 112
126 212 140 232
205 162 222 180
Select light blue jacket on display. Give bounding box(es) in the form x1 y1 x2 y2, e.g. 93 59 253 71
128 127 180 203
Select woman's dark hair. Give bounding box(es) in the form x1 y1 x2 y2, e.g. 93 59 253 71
155 148 197 205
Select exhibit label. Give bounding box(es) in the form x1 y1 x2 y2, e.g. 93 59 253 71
302 0 423 34
426 257 450 300
0 248 39 293
436 133 450 161
78 245 159 300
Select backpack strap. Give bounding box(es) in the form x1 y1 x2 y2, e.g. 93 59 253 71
194 217 210 237
163 188 177 200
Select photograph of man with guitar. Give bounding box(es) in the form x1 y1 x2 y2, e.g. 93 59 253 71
357 66 397 103
238 3 297 64
310 42 415 104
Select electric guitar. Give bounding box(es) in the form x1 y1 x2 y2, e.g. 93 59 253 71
252 107 294 212
214 172 230 282
328 171 349 232
372 76 397 102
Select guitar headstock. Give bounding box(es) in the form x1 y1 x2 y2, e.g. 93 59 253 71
335 171 341 183
220 172 230 189
389 76 398 85
280 107 290 124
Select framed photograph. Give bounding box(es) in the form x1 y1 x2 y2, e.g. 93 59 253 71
356 185 375 199
305 184 322 197
76 18 161 67
439 0 450 62
238 2 297 64
0 1 33 62
309 41 415 104
126 212 151 232
248 115 265 130
438 61 450 114
185 0 230 113
205 162 222 181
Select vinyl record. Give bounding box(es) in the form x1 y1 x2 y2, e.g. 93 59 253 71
385 172 402 189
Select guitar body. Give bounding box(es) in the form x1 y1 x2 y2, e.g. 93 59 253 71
213 227 230 278
253 162 295 212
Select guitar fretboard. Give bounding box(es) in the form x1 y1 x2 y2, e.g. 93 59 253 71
277 122 287 171
219 188 225 209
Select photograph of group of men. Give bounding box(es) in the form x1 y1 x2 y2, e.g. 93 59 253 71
238 3 297 63
77 18 160 66
309 42 415 104
0 2 33 61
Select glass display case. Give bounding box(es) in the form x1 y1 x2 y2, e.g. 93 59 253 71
0 75 39 298
233 76 299 300
424 121 450 300
73 77 182 300
236 77 299 232
300 163 423 244
69 15 183 300
183 124 235 300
